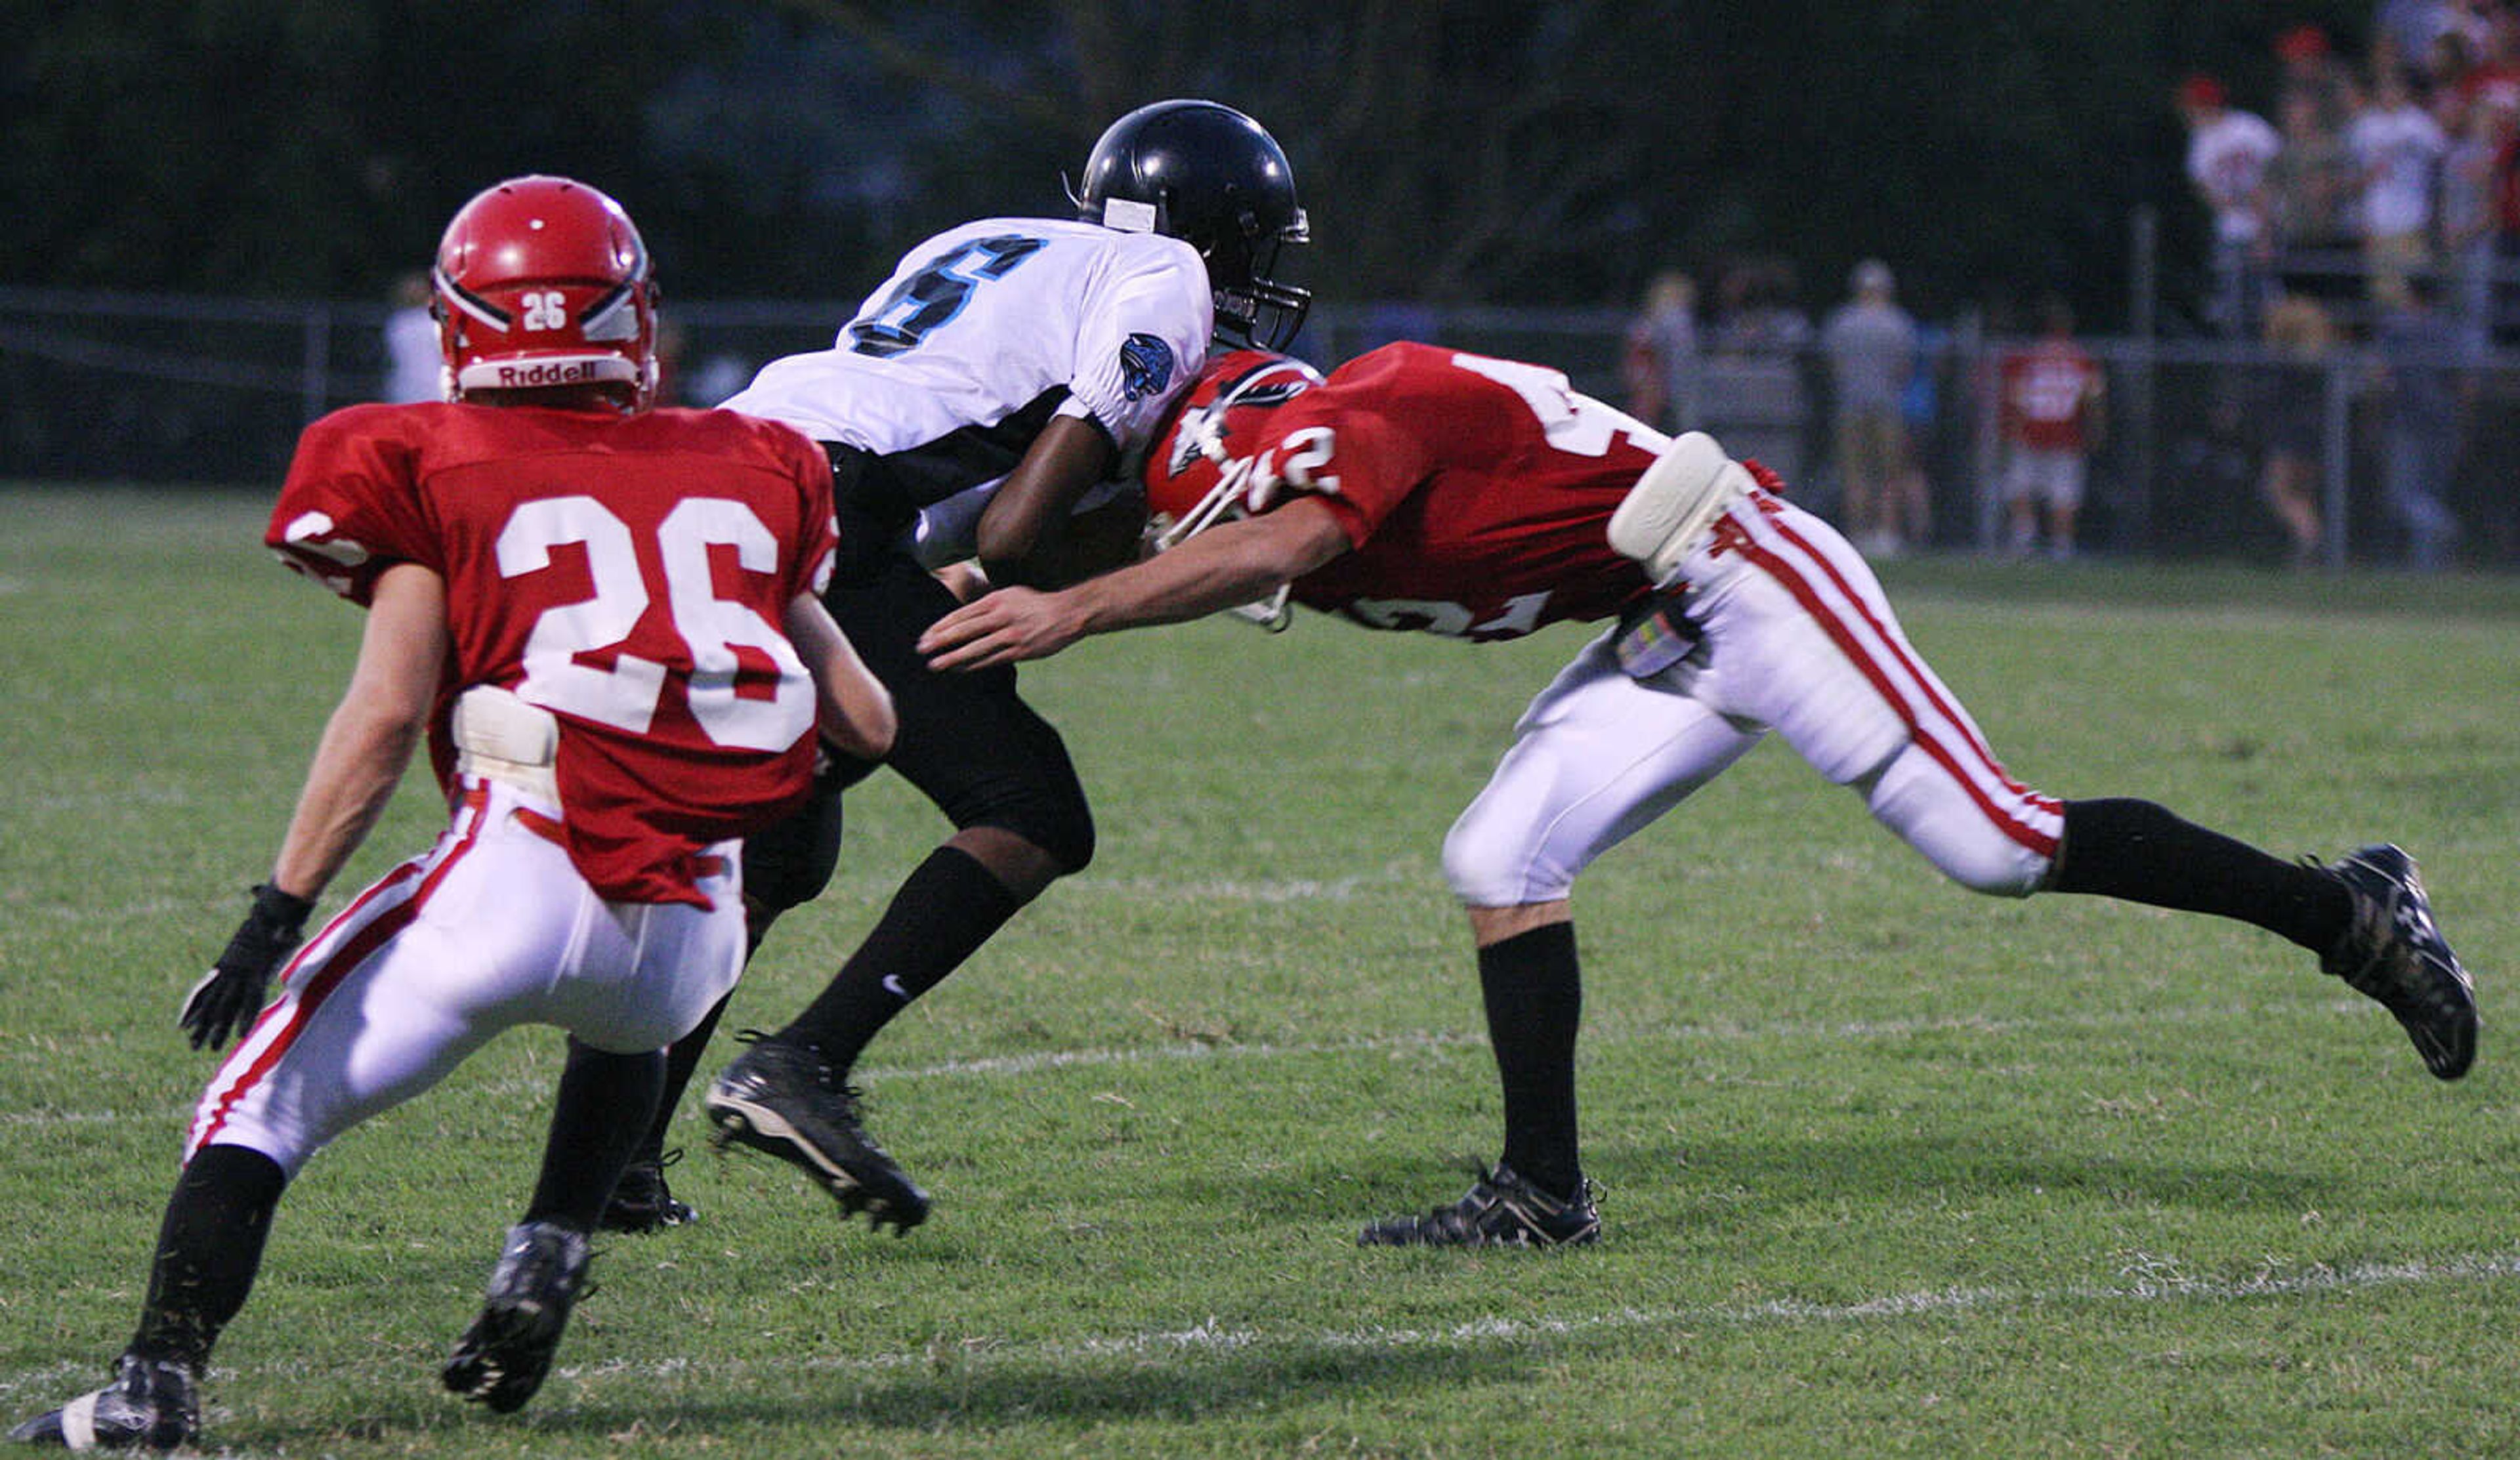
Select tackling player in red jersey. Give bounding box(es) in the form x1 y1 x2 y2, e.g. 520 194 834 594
10 176 893 1451
921 342 2476 1248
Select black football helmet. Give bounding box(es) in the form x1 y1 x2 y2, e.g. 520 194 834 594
1070 99 1311 350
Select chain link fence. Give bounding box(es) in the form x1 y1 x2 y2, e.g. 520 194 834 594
7 286 2515 571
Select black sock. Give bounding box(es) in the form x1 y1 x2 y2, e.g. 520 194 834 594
1478 922 1584 1201
626 993 732 1164
525 1040 663 1232
128 1144 288 1367
780 846 1024 1074
2049 798 2351 953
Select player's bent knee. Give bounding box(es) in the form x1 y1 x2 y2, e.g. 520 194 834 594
1923 841 2049 898
1442 808 1571 909
742 785 845 917
1864 751 2055 898
971 785 1095 876
1015 803 1095 875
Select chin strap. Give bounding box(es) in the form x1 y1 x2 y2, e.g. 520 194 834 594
1226 585 1292 632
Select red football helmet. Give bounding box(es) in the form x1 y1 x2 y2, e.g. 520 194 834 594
431 175 657 408
1141 348 1324 551
1139 348 1325 630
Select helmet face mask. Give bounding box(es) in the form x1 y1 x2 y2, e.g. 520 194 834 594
432 175 658 409
1137 348 1322 631
1142 348 1324 549
1072 100 1311 350
1220 232 1311 357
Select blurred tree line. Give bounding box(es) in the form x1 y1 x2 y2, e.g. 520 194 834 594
3 0 2370 330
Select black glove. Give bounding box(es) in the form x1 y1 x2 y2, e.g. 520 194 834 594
180 883 314 1051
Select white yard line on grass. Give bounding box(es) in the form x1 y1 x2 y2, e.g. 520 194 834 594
5 1247 2514 1404
1023 1247 2520 1362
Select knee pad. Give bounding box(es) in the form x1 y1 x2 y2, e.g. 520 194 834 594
892 690 1097 873
742 781 845 919
1864 747 2057 898
1442 795 1570 909
983 787 1095 875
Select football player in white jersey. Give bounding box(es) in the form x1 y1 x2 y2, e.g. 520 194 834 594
604 100 1309 1236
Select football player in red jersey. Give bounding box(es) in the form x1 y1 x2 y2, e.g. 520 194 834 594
921 343 2476 1248
9 177 893 1450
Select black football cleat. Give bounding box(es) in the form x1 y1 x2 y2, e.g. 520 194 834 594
599 1148 696 1234
7 1353 198 1451
2323 845 2479 1080
1360 1162 1602 1249
442 1220 591 1414
704 1033 930 1234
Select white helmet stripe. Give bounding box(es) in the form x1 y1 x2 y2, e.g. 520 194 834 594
579 282 640 343
434 266 512 335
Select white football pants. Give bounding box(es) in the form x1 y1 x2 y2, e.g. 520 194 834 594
1444 487 2065 908
186 776 746 1176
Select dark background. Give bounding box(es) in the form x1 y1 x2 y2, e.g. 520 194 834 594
0 0 2371 329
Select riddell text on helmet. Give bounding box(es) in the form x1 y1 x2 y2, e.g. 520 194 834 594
495 360 604 388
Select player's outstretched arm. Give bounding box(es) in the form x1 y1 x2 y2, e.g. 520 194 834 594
919 498 1349 671
268 562 446 900
786 592 896 762
184 562 444 1050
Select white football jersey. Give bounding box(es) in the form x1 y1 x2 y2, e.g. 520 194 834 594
724 217 1213 566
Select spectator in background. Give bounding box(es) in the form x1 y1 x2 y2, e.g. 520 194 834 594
2454 0 2520 121
2423 8 2487 87
1705 259 1813 482
2265 86 2361 302
2179 73 2282 336
381 270 440 403
2256 292 2340 568
2368 272 2466 568
1820 258 1922 556
2170 385 2273 558
2278 23 2361 128
2349 64 2450 308
2491 61 2520 339
2448 3 2520 339
1899 292 1959 543
2436 79 2507 350
1997 295 2107 560
2376 0 2475 81
1711 257 1813 354
1621 270 1702 433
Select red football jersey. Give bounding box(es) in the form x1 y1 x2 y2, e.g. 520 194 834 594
1253 343 1665 640
267 402 841 906
1998 340 2103 453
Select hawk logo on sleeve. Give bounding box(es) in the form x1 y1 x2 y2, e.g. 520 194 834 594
1120 333 1177 401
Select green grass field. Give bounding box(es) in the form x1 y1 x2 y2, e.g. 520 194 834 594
5 485 2519 1457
